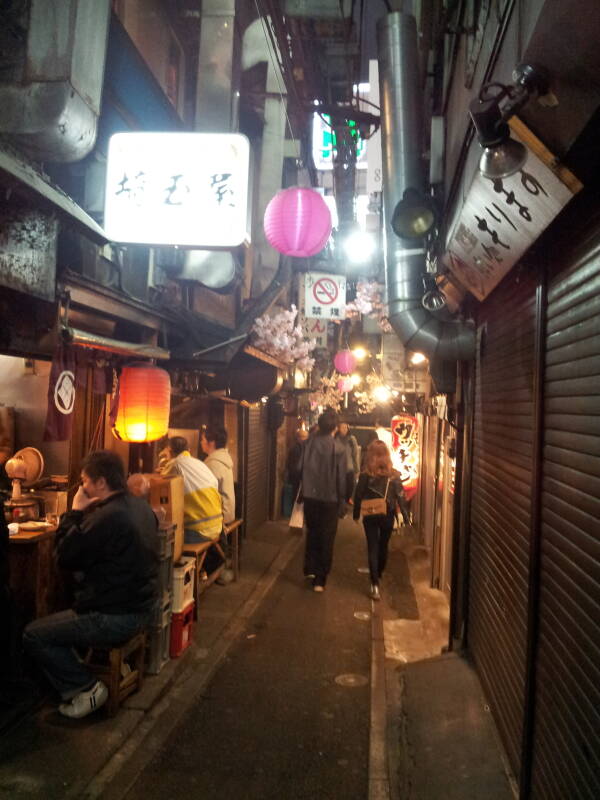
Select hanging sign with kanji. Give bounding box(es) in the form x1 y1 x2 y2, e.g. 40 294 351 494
304 272 346 320
443 118 582 301
104 132 250 247
390 413 420 501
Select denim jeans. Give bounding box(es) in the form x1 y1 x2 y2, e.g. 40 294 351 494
303 499 339 587
23 608 152 701
362 513 395 584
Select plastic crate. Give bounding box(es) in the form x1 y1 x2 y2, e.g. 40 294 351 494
158 552 174 599
170 600 194 658
172 556 195 613
146 603 172 675
157 524 175 560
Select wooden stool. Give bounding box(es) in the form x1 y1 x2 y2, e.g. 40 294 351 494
182 540 225 617
84 632 147 717
223 519 243 581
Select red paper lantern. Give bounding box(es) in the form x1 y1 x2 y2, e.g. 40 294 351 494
334 349 357 375
113 364 171 442
263 187 332 257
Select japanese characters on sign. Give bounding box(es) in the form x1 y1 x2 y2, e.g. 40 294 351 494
304 272 347 321
104 133 250 247
297 274 330 348
443 122 580 301
390 413 420 501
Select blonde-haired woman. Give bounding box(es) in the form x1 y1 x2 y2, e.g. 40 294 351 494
353 440 409 600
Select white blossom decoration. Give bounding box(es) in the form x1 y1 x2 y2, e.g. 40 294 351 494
308 371 344 412
345 280 392 333
252 304 316 371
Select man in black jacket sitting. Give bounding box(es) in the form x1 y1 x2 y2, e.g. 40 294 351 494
23 450 159 719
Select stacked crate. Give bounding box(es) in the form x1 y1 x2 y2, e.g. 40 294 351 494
170 556 195 657
147 523 175 675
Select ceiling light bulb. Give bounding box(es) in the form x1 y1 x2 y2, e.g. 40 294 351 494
352 346 367 361
410 352 427 365
350 373 362 386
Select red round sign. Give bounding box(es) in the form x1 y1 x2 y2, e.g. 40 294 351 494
312 277 338 305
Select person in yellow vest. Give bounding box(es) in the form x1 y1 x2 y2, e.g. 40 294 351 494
160 436 223 545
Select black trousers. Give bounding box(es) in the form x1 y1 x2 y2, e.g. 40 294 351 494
362 513 394 584
303 499 339 587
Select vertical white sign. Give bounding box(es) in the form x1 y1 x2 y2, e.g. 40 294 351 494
366 60 382 194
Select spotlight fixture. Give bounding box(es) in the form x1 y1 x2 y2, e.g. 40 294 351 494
391 188 437 240
469 63 550 179
352 346 367 361
409 352 427 365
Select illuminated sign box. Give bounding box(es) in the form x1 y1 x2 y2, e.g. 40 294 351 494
104 132 250 247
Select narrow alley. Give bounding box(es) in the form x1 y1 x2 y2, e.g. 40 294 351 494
0 519 512 800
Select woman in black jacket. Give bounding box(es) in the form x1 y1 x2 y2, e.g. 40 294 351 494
353 440 409 600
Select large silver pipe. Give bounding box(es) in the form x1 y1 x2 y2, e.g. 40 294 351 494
377 12 475 361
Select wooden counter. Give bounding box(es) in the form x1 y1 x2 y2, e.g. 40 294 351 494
8 525 60 623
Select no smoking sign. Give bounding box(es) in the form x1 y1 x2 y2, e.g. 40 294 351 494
304 272 346 320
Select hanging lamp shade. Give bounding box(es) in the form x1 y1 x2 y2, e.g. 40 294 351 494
263 187 332 257
337 376 354 393
334 349 357 375
113 363 171 443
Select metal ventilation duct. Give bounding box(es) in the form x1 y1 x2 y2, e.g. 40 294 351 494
0 0 110 163
377 13 475 361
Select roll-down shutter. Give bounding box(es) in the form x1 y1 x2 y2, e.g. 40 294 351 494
245 404 270 534
531 229 600 798
468 268 537 779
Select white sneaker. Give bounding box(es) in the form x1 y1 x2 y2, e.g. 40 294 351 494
59 680 108 719
370 583 381 601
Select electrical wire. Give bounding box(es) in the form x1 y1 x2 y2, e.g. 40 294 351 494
253 0 300 149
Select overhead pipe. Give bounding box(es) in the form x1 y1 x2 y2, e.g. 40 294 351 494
0 1 111 162
377 13 475 361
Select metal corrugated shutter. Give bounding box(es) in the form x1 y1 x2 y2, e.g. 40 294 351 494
246 404 270 534
468 269 537 779
531 232 600 799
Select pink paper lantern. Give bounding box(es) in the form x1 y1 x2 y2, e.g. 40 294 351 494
337 376 353 393
263 187 332 257
334 350 357 375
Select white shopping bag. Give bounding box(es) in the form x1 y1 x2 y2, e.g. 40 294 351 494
289 500 304 529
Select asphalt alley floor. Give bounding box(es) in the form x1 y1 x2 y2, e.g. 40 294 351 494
116 516 374 800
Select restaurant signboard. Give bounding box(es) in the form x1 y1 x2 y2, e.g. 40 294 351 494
104 132 250 248
443 119 582 301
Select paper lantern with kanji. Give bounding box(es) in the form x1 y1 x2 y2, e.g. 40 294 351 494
334 349 357 375
113 364 171 442
263 187 332 257
390 413 420 500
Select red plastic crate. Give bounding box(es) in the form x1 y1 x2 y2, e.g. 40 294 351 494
169 600 195 658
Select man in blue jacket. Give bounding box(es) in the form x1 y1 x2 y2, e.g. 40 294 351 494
23 450 158 719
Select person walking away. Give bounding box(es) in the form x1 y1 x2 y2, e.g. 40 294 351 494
301 409 349 592
201 426 236 582
353 440 409 600
336 422 360 501
161 436 224 574
23 450 159 719
286 428 309 505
